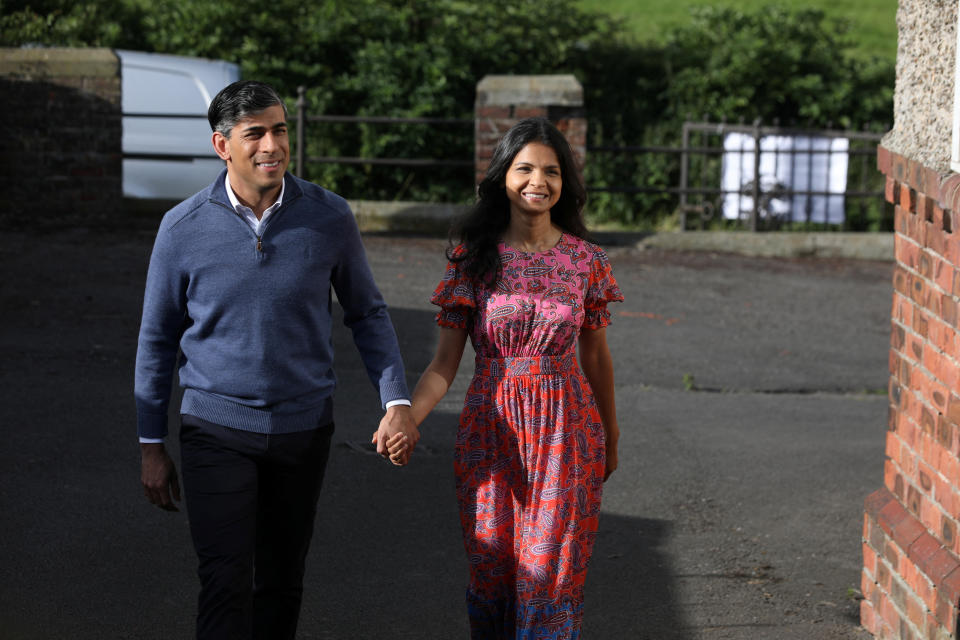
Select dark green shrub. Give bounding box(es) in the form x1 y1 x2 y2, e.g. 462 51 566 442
4 1 894 227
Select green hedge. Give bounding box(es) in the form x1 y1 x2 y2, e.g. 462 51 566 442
3 1 894 227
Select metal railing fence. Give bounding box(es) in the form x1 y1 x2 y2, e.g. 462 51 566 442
292 86 474 176
587 120 888 231
123 103 890 231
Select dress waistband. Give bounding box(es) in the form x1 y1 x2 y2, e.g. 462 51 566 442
475 354 576 377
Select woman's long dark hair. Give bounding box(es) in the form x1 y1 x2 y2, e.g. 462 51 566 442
449 117 589 287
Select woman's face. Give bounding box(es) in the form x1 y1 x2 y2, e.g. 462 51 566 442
504 142 562 220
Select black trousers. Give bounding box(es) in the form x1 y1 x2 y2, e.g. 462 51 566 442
179 414 334 640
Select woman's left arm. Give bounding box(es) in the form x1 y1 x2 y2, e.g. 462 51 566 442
578 326 619 481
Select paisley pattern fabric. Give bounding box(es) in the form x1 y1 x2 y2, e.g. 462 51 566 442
431 233 623 639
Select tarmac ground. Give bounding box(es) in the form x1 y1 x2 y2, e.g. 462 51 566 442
0 228 892 639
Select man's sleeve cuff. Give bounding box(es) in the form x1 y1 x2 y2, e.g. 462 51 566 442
385 399 411 408
137 411 170 440
380 379 411 409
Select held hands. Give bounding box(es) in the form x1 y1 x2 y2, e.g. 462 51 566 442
371 404 419 467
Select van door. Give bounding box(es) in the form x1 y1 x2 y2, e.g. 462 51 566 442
117 50 240 200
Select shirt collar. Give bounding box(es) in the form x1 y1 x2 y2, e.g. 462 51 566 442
223 173 285 215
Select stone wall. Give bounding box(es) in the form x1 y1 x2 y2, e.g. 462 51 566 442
862 4 960 638
881 0 957 174
0 48 122 227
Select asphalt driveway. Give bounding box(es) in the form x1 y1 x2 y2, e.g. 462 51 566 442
0 229 891 639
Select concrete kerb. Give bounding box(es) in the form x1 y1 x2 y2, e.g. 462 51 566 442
348 200 469 235
347 200 895 261
634 230 895 261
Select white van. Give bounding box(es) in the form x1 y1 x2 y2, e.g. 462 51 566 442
117 49 240 200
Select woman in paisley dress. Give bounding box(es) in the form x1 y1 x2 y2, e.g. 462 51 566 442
388 117 622 639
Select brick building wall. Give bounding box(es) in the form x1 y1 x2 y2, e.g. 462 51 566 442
0 48 122 226
474 75 586 185
861 3 960 637
863 146 960 639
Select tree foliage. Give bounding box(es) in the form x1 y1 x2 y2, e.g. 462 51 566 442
2 1 894 224
660 5 892 129
579 5 894 227
0 0 150 47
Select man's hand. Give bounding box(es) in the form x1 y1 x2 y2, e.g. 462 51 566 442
140 443 181 511
372 405 419 466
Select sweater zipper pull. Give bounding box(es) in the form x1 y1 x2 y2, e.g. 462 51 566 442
256 236 263 252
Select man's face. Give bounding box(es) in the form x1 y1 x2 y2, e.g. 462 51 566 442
212 104 289 201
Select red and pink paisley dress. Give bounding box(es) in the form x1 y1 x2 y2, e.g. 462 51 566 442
431 233 623 639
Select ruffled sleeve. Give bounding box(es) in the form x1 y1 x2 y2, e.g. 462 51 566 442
430 253 476 329
583 247 624 330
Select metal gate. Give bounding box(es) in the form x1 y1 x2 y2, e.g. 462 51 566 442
677 121 887 231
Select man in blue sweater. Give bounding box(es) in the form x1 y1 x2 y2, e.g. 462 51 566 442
134 80 418 639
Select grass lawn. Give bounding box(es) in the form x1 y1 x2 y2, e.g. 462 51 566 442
576 0 898 61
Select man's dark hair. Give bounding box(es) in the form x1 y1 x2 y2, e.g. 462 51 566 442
207 80 287 138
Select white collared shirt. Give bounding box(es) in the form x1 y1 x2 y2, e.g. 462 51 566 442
224 173 285 234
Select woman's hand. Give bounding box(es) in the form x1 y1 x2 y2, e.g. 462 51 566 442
604 424 619 481
579 327 620 483
371 428 413 466
386 432 410 465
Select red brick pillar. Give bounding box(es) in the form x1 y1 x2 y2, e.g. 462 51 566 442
862 147 960 639
474 75 586 186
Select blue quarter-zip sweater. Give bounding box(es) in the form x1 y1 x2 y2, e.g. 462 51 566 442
134 170 410 439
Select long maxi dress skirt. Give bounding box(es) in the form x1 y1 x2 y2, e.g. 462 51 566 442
431 234 623 640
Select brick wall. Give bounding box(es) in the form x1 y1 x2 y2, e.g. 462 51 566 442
474 75 586 185
862 146 960 639
0 48 122 227
860 3 960 635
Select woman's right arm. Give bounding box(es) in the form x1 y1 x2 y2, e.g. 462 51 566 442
409 326 469 426
382 326 468 460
